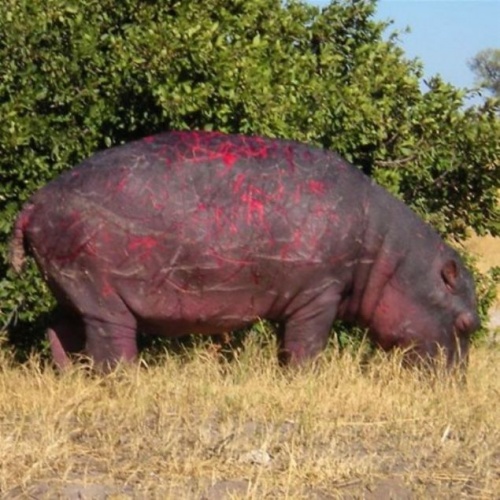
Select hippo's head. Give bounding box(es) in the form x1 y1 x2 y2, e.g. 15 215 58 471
366 241 480 369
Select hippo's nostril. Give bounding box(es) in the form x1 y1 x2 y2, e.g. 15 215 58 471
455 312 480 334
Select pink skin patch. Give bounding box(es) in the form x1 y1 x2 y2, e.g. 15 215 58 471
280 229 303 259
232 173 246 193
284 145 295 170
128 236 158 251
127 236 159 261
222 152 237 168
101 279 114 298
116 177 128 192
308 180 325 195
244 196 265 225
292 185 302 203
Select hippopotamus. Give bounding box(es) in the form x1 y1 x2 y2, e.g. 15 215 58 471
10 131 479 370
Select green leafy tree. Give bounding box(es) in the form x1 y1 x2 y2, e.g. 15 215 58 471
1 0 498 354
469 48 500 97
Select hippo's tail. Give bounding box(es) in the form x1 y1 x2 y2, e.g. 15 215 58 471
9 203 35 274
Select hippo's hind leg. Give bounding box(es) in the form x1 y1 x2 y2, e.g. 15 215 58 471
47 307 137 371
47 307 86 369
47 292 138 371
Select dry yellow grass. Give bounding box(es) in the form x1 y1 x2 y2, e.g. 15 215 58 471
0 333 498 499
465 234 500 275
465 233 500 334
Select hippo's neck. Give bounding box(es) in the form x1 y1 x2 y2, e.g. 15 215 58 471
338 186 407 328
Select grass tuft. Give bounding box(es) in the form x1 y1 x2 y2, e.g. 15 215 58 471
0 335 498 498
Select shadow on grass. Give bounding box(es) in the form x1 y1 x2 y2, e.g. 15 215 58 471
2 313 377 370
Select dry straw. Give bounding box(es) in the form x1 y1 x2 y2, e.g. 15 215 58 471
0 332 498 498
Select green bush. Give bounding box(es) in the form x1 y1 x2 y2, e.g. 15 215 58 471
1 0 498 355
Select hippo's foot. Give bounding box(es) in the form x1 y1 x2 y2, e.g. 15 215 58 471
277 305 336 366
47 308 86 370
84 318 138 372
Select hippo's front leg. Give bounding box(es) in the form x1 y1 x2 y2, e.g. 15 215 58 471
83 317 138 371
277 291 340 366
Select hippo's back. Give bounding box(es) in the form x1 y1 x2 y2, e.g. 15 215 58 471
28 131 370 256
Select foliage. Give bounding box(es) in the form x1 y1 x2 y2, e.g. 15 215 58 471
1 0 499 355
469 48 500 98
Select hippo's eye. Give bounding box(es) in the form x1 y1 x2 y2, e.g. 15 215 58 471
441 260 458 293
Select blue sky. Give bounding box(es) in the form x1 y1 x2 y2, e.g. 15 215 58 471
310 1 500 101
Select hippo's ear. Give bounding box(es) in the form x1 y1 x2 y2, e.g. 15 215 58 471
441 260 458 291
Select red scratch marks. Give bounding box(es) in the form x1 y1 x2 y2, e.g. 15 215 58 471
241 185 266 225
18 210 33 232
151 200 165 211
212 206 238 233
331 212 341 224
116 177 128 192
290 229 303 253
238 182 274 224
232 173 245 193
101 279 114 298
82 239 98 257
308 180 325 195
53 234 98 265
157 131 279 169
311 205 336 222
99 230 112 245
128 236 158 251
284 145 295 171
209 251 253 266
214 206 224 228
251 268 261 285
328 251 351 266
244 139 270 161
274 182 285 201
128 236 158 260
280 229 303 259
293 186 302 203
302 149 315 163
222 151 237 168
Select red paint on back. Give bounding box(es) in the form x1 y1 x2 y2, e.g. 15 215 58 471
232 173 245 193
101 280 114 298
242 193 265 224
128 236 158 252
151 131 283 171
308 180 325 195
116 177 128 192
223 152 237 168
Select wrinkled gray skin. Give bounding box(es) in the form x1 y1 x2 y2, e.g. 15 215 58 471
10 131 480 370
